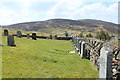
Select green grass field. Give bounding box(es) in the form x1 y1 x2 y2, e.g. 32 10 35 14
2 36 98 78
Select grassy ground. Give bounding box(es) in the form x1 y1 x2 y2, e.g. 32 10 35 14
2 36 98 78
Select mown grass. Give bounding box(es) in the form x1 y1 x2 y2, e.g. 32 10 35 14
2 36 98 78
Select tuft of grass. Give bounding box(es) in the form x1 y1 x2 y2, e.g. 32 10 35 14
2 36 98 78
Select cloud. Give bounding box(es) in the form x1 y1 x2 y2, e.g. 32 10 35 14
73 3 118 23
0 0 119 25
46 2 118 23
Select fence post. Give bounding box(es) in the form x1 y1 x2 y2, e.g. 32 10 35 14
99 46 113 80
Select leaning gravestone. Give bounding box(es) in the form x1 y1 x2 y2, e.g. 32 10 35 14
99 46 113 80
27 34 30 39
32 33 37 40
4 29 8 36
17 31 22 37
7 35 16 46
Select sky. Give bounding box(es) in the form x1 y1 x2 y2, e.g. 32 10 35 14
0 0 119 25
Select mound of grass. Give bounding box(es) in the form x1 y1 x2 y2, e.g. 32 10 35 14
2 36 98 78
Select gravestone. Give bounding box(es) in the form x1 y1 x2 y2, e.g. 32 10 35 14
27 34 30 39
4 29 8 36
73 36 76 46
116 51 120 60
49 34 52 39
7 35 16 46
99 46 113 80
54 35 57 39
32 33 37 40
85 44 91 59
81 41 85 58
78 41 82 55
76 38 80 50
17 31 22 37
75 37 77 47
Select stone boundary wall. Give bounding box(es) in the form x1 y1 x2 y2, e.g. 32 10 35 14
72 36 120 80
12 35 72 40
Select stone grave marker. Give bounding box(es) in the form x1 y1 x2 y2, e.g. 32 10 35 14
27 34 30 39
80 41 85 58
73 36 76 44
4 29 8 36
49 34 52 39
75 37 77 47
54 35 57 39
32 33 37 40
7 35 16 46
76 38 80 50
99 46 113 80
17 31 22 37
78 41 82 55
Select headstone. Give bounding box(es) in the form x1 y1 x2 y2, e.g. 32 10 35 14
75 37 77 47
4 29 8 36
81 41 85 58
116 51 120 60
17 31 22 37
76 38 80 50
27 34 30 39
73 37 76 46
7 35 16 47
73 37 76 45
78 41 82 55
49 34 52 39
99 46 113 80
32 33 37 40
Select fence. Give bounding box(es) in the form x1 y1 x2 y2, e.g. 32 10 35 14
72 36 120 80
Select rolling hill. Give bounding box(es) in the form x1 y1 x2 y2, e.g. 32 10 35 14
2 19 119 35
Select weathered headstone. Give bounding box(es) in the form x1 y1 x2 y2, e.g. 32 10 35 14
76 38 80 48
99 46 113 80
17 31 22 37
49 34 52 39
78 41 82 55
116 51 120 60
75 37 77 47
27 34 30 39
72 36 74 44
7 35 16 46
4 29 8 36
32 33 37 40
80 41 85 58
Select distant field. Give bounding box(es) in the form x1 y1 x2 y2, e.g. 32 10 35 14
2 36 98 78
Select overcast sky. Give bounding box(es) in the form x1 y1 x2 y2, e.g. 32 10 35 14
0 0 119 25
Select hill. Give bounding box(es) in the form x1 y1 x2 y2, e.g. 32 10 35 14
2 19 119 35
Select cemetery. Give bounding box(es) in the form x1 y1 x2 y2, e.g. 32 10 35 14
1 29 120 79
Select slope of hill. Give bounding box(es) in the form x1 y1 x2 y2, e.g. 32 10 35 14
2 19 119 35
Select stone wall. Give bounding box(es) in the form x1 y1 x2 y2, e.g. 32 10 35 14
72 36 120 80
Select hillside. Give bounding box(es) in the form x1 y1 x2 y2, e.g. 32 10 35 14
2 19 119 35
